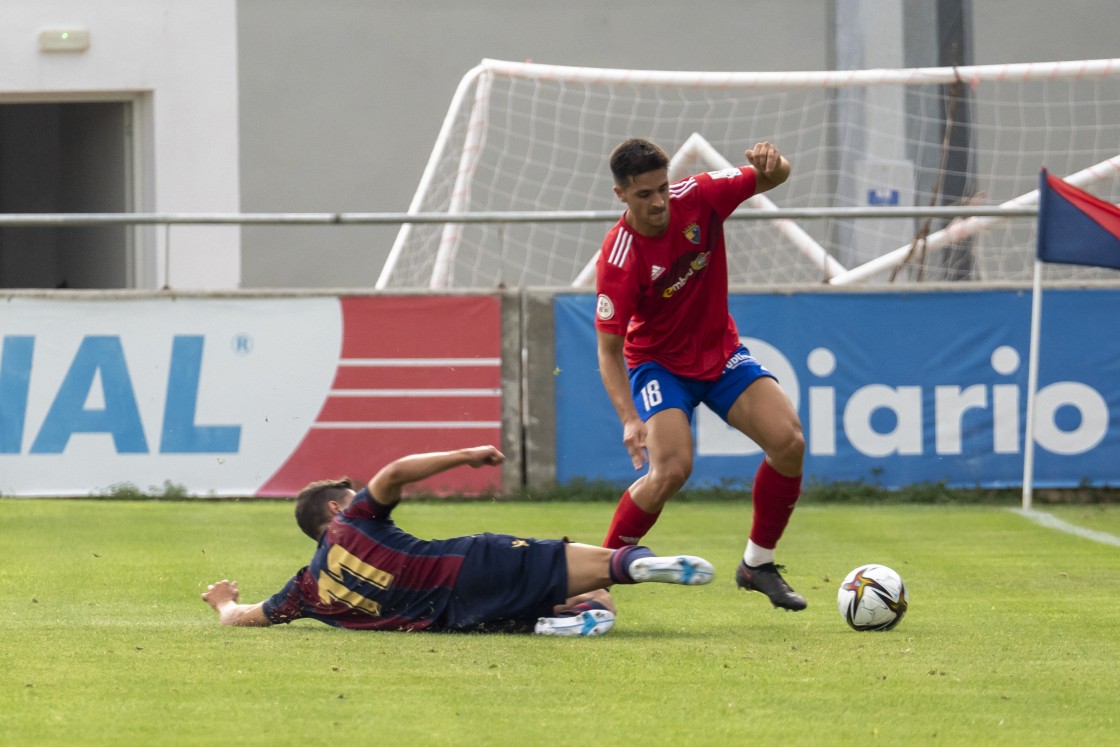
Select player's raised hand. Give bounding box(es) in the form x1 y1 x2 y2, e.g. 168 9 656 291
745 141 783 176
463 445 505 467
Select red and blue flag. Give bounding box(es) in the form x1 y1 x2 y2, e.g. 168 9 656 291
1037 168 1120 270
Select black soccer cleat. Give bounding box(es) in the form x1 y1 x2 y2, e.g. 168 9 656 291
735 561 808 611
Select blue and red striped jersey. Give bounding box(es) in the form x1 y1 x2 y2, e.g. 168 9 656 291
263 487 473 631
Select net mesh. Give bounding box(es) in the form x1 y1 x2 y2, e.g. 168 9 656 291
382 60 1120 289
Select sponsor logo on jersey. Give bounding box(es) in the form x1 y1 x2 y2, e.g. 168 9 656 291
683 222 701 244
596 294 615 320
690 252 710 271
663 269 692 297
658 252 711 298
651 265 666 281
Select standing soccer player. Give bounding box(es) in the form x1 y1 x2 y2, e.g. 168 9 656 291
594 137 807 611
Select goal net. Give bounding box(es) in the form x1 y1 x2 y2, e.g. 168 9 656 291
378 58 1120 289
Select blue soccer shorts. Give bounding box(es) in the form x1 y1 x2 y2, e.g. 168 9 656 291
445 533 569 631
628 345 777 423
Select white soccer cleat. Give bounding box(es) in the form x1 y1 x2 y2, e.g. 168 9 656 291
629 555 715 585
534 608 616 637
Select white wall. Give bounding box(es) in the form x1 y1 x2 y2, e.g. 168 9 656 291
0 0 241 289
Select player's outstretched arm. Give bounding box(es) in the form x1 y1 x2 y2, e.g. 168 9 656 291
367 446 505 506
201 580 271 627
745 141 790 194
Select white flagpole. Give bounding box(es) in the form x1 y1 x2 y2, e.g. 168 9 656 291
1022 259 1044 510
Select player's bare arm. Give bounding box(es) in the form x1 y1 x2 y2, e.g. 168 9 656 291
745 141 790 194
596 329 648 469
368 446 505 506
201 580 271 627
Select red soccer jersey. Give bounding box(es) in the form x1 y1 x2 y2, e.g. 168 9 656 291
595 166 758 380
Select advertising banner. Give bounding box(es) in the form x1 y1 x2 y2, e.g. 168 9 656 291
554 289 1120 489
0 295 502 497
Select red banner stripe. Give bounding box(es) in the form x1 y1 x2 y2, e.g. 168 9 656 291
339 296 502 359
257 427 503 496
316 396 501 422
331 364 500 390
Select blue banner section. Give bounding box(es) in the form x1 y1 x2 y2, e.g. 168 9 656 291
554 289 1120 489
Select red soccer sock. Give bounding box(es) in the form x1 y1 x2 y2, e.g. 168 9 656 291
749 460 802 550
602 490 661 549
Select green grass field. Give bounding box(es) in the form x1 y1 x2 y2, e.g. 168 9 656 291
2 499 1118 746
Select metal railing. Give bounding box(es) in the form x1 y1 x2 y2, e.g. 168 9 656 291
0 206 1039 227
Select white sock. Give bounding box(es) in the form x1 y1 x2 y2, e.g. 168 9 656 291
743 541 775 568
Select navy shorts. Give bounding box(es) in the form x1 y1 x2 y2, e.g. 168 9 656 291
444 533 569 631
629 345 776 423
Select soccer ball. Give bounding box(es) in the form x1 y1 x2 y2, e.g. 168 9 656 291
837 564 908 631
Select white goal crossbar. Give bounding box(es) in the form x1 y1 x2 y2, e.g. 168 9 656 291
479 57 1120 91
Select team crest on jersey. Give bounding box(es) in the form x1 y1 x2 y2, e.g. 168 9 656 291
596 293 615 320
683 222 700 244
651 265 666 281
690 252 710 271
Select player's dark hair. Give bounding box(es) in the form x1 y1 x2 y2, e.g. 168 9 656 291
610 137 670 187
294 477 354 540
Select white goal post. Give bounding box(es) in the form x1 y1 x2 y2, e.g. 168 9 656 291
378 58 1120 290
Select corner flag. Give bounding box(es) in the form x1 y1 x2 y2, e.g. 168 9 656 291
1024 169 1120 510
1037 168 1120 270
